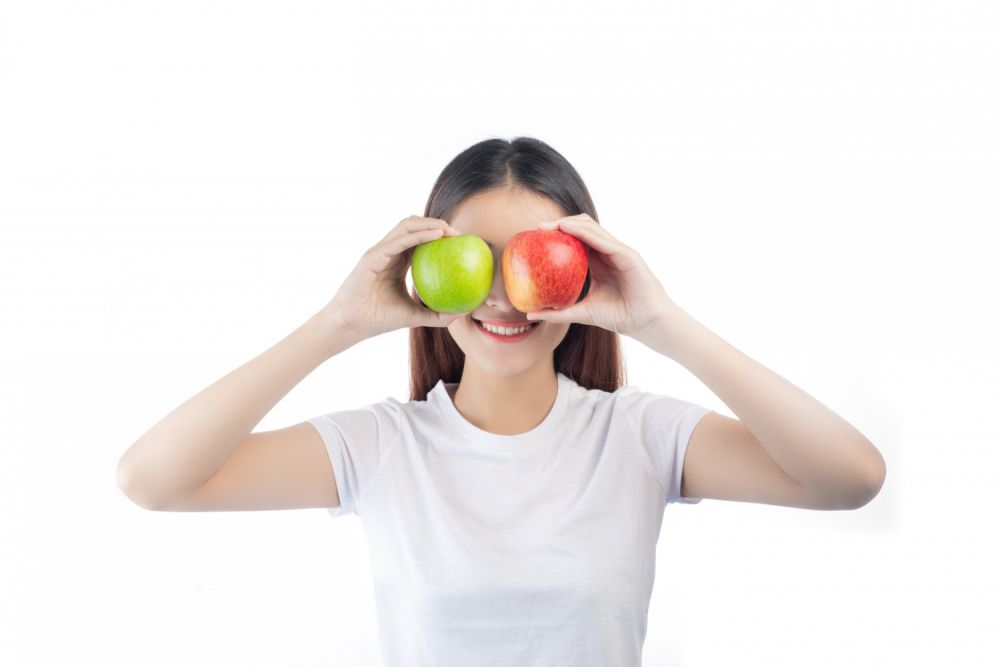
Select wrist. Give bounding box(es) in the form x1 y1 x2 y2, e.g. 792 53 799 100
634 300 694 358
307 307 367 359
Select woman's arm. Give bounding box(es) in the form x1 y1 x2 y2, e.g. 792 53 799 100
116 307 362 510
642 301 886 509
526 214 885 509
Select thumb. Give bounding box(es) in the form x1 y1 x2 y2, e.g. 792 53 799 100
415 309 465 328
526 305 584 325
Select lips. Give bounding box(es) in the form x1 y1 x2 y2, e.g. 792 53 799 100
473 317 534 327
471 316 541 339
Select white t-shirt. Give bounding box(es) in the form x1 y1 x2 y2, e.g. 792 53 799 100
308 371 712 667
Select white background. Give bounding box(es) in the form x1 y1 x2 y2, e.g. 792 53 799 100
2 1 997 665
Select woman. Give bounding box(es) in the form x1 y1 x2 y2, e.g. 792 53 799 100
117 137 886 665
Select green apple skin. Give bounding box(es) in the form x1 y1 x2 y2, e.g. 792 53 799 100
410 234 494 313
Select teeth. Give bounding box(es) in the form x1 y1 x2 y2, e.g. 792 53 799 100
478 320 535 336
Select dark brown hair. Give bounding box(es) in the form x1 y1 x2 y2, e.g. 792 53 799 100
408 136 626 401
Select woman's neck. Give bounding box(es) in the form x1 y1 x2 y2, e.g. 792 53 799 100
448 364 558 436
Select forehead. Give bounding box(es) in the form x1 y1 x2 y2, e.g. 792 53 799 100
448 188 567 243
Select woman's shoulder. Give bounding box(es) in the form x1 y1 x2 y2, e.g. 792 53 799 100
565 375 700 415
558 375 647 420
563 373 641 403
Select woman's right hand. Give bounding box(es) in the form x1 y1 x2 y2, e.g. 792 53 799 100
323 216 466 340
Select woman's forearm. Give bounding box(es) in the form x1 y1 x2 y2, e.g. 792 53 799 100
116 307 362 509
638 301 885 503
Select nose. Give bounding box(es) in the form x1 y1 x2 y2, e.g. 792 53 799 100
483 249 518 313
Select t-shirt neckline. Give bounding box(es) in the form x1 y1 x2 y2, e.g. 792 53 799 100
430 372 571 447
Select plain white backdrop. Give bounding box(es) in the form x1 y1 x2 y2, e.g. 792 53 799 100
1 1 997 665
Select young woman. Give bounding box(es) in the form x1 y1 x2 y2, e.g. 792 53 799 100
117 137 886 665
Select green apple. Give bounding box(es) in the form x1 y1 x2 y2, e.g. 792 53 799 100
410 234 494 313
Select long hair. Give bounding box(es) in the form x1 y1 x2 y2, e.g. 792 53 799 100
408 136 626 401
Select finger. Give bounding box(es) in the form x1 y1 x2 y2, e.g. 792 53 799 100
378 217 418 243
413 308 465 328
407 217 457 234
525 304 588 325
537 218 632 258
365 227 449 274
381 217 456 244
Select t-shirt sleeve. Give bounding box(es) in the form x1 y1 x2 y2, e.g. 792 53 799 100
306 402 401 518
623 390 713 505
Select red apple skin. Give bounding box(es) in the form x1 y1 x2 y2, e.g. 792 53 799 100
501 229 589 313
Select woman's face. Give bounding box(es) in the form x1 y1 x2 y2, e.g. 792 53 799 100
443 188 572 377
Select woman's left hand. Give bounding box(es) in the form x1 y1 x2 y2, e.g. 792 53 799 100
525 214 676 340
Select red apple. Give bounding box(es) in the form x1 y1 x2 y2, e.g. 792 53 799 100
501 229 589 313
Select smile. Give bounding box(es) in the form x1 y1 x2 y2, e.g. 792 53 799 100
472 318 541 342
